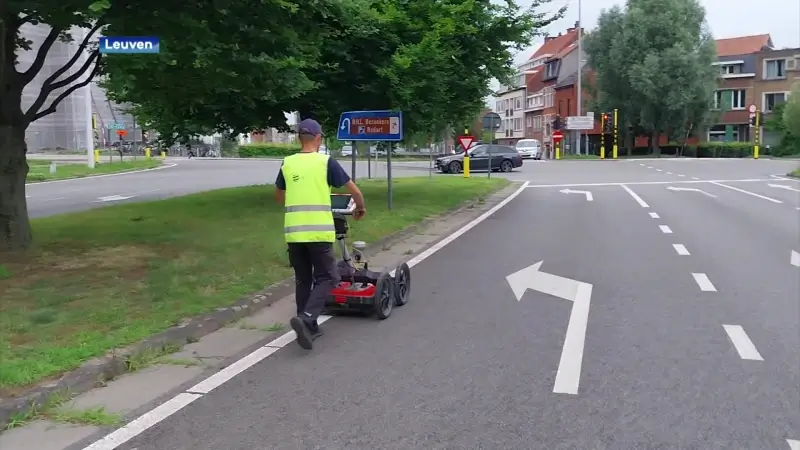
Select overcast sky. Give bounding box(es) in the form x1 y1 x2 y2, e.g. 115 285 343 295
512 0 800 64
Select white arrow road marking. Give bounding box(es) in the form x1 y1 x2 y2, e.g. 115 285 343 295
95 195 135 203
559 188 593 201
666 186 716 197
506 261 593 395
791 250 800 268
767 183 800 193
723 325 763 361
787 439 800 450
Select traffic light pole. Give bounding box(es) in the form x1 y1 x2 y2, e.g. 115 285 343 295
753 112 761 159
613 108 619 159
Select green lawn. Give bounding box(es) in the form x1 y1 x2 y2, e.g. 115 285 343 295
789 168 800 177
26 159 161 182
0 176 508 392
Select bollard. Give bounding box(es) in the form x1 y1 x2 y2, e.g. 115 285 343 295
94 150 100 163
49 161 56 174
145 147 151 159
161 151 166 159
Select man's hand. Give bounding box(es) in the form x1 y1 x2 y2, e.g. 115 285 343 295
353 207 366 220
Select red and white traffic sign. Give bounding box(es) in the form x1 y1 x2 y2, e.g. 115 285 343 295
457 135 474 152
552 131 564 142
748 104 757 114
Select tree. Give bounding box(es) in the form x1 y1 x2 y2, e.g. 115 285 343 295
783 84 800 141
583 0 718 155
107 0 563 146
0 0 349 250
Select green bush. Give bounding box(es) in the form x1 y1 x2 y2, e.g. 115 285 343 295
238 143 301 158
624 141 758 158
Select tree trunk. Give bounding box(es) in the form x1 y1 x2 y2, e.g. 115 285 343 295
0 122 32 251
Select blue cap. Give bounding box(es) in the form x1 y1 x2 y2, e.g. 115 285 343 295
298 118 324 136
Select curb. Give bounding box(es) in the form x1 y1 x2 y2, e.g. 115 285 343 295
25 162 175 186
0 180 515 430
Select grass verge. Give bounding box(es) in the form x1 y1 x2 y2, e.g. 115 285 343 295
0 176 508 392
26 159 162 182
5 390 122 429
788 168 800 177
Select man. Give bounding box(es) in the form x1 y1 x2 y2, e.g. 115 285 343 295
274 118 366 350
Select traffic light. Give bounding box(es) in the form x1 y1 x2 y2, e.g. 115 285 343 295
552 115 563 131
602 112 614 133
749 112 760 126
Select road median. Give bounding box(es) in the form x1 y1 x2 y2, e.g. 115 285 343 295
0 176 509 429
26 159 163 183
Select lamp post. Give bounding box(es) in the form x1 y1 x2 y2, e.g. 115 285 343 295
576 0 584 155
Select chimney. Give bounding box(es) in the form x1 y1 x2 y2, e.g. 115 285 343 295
544 32 554 42
575 20 580 28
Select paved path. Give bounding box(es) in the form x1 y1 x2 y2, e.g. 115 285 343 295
33 157 796 450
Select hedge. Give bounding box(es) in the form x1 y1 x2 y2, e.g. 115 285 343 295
238 144 300 158
611 142 782 158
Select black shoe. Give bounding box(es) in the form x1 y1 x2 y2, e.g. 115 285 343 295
290 317 313 350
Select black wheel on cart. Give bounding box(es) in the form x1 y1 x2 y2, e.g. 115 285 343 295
393 262 411 306
373 272 395 320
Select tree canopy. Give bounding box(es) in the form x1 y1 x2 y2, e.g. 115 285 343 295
103 0 563 143
583 0 718 151
0 0 562 250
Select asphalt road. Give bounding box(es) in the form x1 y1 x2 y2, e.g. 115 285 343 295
68 157 799 449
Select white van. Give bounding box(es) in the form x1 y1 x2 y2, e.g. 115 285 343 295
515 139 541 160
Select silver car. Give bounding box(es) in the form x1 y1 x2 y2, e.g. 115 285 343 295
515 139 541 160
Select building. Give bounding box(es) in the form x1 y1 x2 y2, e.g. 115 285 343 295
18 24 140 152
754 47 800 146
706 34 774 143
494 74 526 145
522 26 580 155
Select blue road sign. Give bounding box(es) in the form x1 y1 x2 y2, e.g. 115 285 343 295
336 110 403 141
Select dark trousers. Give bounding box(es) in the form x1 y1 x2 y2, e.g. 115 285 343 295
287 242 340 323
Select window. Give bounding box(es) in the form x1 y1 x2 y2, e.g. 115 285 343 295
545 61 558 79
720 64 741 75
567 99 571 116
558 100 563 115
513 118 522 131
764 59 786 79
731 89 745 109
526 116 533 128
515 97 522 110
764 92 787 112
713 89 746 110
707 125 738 143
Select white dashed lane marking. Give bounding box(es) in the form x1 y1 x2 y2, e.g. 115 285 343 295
692 273 717 292
649 212 660 218
659 225 673 234
723 325 763 361
673 244 690 255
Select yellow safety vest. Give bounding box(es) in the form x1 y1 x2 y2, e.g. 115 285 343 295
282 152 335 243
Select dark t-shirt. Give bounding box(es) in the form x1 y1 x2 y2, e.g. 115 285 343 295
274 156 351 190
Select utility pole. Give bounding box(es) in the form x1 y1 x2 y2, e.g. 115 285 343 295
576 2 584 156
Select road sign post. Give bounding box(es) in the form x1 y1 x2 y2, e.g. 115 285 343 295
613 108 619 159
337 110 403 210
753 110 761 159
553 131 564 160
482 112 501 145
457 134 474 178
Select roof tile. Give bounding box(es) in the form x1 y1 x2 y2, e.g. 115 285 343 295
528 29 580 61
715 34 772 57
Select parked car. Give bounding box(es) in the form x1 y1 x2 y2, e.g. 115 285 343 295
515 139 541 160
340 145 353 156
435 144 523 174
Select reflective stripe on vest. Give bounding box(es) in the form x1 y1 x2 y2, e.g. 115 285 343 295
281 152 335 243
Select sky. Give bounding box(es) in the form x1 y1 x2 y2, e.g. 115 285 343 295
511 0 800 65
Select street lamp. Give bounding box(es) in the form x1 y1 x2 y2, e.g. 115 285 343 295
576 0 584 155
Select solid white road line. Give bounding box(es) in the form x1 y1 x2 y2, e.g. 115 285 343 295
649 212 660 218
791 250 800 267
722 325 764 361
710 182 783 203
525 178 773 188
659 225 673 234
82 393 202 450
787 439 800 450
81 181 532 450
673 244 690 255
692 273 717 292
620 184 650 208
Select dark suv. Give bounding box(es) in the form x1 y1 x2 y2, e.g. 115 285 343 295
435 144 523 174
